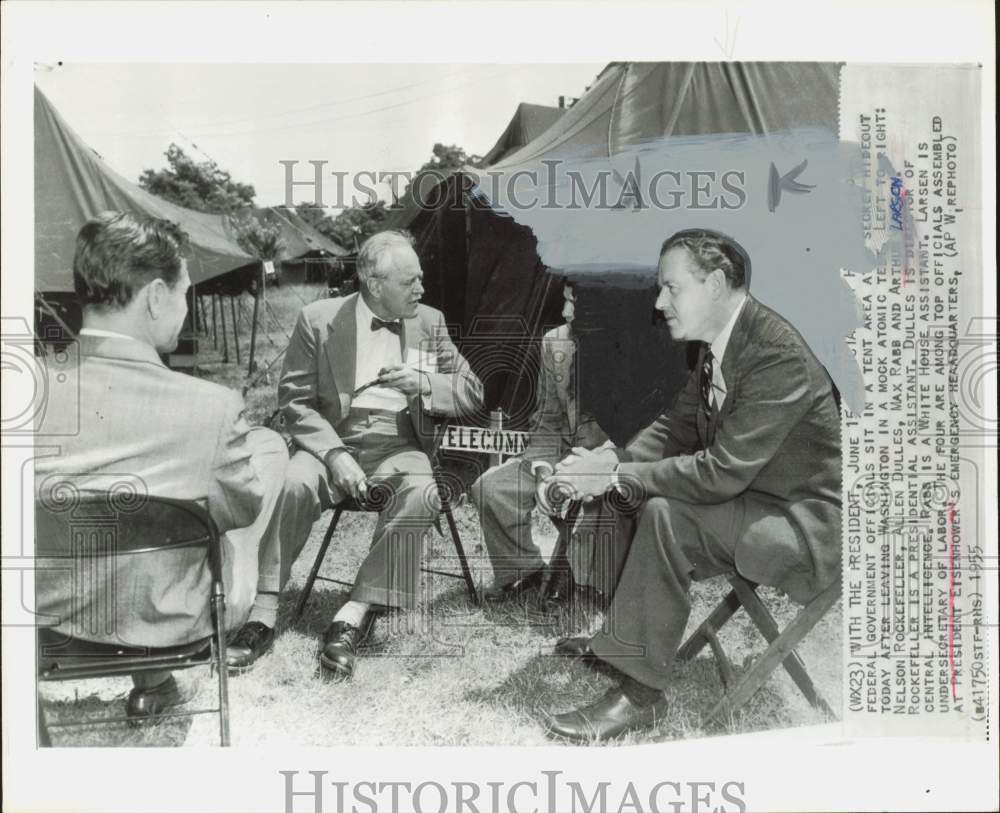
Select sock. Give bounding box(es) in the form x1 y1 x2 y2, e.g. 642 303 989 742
333 600 370 628
247 591 279 628
620 674 665 707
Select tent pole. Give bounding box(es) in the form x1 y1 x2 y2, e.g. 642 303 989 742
198 295 209 335
219 291 230 363
247 264 262 377
230 295 241 365
212 295 218 348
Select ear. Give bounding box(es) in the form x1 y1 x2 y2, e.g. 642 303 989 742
145 278 168 319
711 268 727 296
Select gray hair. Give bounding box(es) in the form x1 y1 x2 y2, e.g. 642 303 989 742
356 230 415 285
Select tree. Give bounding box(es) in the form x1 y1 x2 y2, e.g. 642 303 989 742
417 143 482 174
231 214 285 260
138 143 256 214
296 200 388 251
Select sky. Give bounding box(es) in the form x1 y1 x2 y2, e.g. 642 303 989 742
33 63 604 209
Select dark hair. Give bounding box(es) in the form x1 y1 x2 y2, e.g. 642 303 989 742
659 228 751 290
73 211 189 308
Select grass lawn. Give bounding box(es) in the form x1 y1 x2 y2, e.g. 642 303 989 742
39 282 842 747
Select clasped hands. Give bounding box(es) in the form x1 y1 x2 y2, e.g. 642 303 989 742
533 446 618 514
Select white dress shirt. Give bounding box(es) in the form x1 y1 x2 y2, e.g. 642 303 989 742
78 327 139 341
707 294 748 410
352 294 408 411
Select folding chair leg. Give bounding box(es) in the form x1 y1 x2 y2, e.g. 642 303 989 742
441 500 479 606
707 577 841 723
677 588 743 662
211 591 231 747
293 508 343 623
38 697 52 747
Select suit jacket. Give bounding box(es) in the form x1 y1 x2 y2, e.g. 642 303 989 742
616 296 842 604
34 335 284 646
523 324 609 463
279 293 483 461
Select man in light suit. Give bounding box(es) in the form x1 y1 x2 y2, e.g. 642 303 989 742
470 281 611 604
35 212 288 723
232 230 482 681
542 229 842 742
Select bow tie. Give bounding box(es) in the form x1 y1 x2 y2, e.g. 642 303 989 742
371 317 402 336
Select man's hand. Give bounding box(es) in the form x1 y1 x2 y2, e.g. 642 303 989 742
550 446 618 502
378 364 430 398
325 449 368 502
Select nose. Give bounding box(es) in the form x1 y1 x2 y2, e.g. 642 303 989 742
655 288 670 312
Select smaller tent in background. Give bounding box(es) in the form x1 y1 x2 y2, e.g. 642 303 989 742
33 85 254 344
479 102 566 168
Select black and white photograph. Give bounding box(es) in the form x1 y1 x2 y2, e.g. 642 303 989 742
2 3 996 813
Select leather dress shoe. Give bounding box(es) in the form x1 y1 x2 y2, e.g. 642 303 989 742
545 687 669 743
542 567 574 606
554 635 597 661
319 617 373 681
483 568 548 604
226 621 275 673
126 675 191 727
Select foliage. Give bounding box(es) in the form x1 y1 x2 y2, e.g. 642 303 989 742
417 142 482 174
138 143 256 214
296 200 389 251
231 213 285 260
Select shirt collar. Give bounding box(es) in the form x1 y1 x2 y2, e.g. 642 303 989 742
356 293 399 329
709 294 748 363
79 327 140 342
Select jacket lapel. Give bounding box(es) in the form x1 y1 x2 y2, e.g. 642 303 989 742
326 293 358 399
710 296 755 444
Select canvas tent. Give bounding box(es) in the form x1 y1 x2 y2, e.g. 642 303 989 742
198 206 349 295
479 102 565 167
34 85 253 296
390 62 850 442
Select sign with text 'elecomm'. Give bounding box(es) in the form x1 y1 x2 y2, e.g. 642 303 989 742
440 425 528 456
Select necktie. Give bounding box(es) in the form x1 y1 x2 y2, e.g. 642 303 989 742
371 316 402 336
700 346 715 415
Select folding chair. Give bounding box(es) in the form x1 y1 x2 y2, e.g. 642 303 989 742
36 493 231 746
262 407 481 621
677 572 841 724
292 471 480 622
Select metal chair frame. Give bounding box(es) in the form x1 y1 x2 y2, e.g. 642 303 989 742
292 476 480 622
36 493 231 746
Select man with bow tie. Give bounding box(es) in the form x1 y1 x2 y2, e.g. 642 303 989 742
541 229 842 742
226 230 482 681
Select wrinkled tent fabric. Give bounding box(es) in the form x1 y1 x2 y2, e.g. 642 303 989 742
401 62 844 442
34 85 253 293
480 102 565 167
256 207 348 259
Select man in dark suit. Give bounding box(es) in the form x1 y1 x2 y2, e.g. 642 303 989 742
541 229 842 742
35 212 288 723
470 281 611 605
228 230 483 680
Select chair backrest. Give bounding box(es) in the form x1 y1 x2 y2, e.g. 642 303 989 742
36 490 221 574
